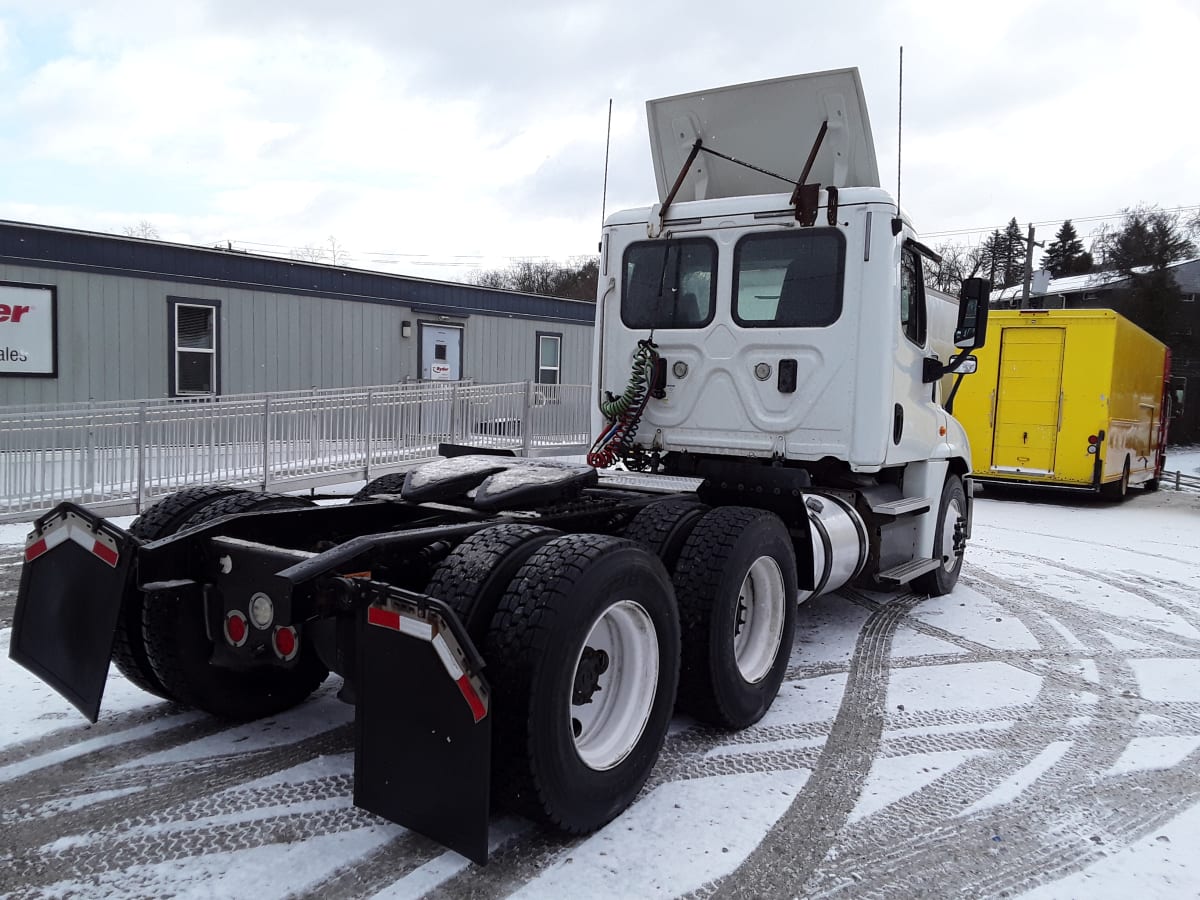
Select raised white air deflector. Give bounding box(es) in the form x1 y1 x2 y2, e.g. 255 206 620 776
646 68 880 203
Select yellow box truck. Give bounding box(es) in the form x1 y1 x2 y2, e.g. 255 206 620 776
953 309 1172 498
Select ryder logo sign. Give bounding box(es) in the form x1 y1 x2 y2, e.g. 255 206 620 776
1 282 57 377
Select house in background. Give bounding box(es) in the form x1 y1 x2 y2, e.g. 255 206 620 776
0 220 595 408
990 257 1200 444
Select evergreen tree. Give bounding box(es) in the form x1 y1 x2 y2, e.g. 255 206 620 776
1040 220 1091 277
1000 218 1025 288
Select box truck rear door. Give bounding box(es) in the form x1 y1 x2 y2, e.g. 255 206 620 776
991 327 1066 475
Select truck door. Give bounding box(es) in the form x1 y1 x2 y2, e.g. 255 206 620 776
420 323 463 381
991 327 1065 474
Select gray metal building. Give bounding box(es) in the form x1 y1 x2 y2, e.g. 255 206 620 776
0 220 596 407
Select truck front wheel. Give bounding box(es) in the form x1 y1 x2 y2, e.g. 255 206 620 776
672 507 798 730
913 475 967 597
486 534 679 834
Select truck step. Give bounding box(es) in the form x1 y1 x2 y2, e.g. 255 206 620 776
869 496 931 517
876 557 942 586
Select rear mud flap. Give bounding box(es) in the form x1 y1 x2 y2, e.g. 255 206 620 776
355 589 492 865
10 504 137 722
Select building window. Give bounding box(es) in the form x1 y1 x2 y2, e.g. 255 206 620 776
169 298 220 396
536 331 562 385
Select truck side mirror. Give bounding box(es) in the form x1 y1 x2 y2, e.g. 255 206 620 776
954 277 990 349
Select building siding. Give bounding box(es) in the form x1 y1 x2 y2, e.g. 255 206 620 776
0 260 595 407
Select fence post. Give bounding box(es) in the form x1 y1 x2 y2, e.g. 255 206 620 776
521 381 534 457
365 389 374 482
261 396 272 492
450 383 462 443
135 401 148 513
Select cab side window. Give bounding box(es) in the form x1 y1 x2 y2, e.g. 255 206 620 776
900 248 927 347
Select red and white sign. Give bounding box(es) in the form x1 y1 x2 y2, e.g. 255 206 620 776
0 282 56 377
431 362 452 380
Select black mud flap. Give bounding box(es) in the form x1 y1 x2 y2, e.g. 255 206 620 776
10 503 138 722
355 587 492 865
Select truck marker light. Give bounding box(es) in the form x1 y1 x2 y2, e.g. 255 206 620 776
225 610 249 647
273 625 299 661
1088 434 1099 444
24 538 49 563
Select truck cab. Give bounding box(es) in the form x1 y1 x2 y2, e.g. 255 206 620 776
591 68 985 594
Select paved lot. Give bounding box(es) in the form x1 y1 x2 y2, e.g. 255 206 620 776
2 490 1199 898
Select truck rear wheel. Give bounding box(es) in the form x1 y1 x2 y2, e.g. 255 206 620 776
142 492 328 720
115 485 253 699
913 475 967 597
1101 458 1131 501
424 523 560 644
485 534 679 834
622 498 709 570
672 507 797 730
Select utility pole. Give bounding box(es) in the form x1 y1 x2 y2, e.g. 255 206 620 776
1019 224 1045 309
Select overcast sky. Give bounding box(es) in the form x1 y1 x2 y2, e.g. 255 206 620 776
1 0 1197 282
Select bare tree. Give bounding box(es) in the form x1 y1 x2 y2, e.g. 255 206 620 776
925 242 984 293
291 236 350 266
469 256 600 301
122 220 160 240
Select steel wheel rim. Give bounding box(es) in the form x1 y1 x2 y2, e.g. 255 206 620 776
940 497 963 571
570 600 659 771
732 556 786 684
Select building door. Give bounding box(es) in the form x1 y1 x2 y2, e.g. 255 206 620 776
419 323 463 381
991 327 1066 474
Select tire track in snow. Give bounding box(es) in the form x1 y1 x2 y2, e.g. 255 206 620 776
708 593 921 899
802 566 1170 897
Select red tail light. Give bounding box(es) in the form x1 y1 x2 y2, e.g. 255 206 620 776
273 626 299 661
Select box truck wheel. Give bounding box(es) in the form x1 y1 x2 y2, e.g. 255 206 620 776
116 485 254 699
1101 458 1131 501
485 534 679 834
914 475 967 597
672 507 797 730
424 523 560 644
142 493 328 721
622 498 709 571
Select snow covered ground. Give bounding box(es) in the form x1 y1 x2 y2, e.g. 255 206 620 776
2 463 1199 898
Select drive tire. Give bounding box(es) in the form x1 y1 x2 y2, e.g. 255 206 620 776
622 498 709 571
115 485 253 699
673 507 797 730
485 534 679 834
424 523 560 645
913 475 967 597
351 473 409 503
143 492 328 720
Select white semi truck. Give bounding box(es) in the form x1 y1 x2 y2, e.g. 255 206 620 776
11 69 987 864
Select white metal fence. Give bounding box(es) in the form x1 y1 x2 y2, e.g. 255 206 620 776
0 381 592 522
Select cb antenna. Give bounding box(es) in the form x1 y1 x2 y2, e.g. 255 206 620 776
600 98 613 243
892 45 904 236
